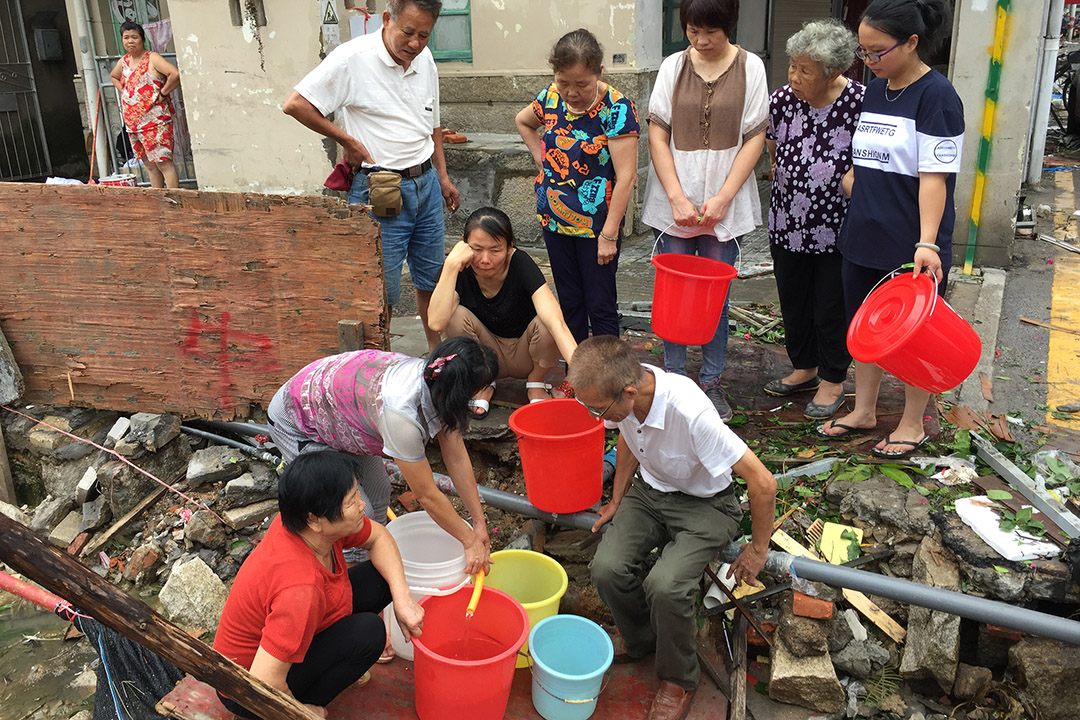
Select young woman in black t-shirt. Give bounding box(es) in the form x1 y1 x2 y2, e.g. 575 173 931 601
428 207 579 418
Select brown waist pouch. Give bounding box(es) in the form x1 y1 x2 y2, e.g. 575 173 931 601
367 170 403 218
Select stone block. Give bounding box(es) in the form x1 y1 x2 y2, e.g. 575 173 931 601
768 633 845 713
900 537 961 694
30 494 74 531
75 466 98 504
184 510 227 550
1009 636 1080 720
187 445 246 488
40 457 97 503
0 499 31 527
223 500 279 529
106 417 131 445
223 464 278 507
543 529 601 565
158 557 228 631
953 662 992 702
101 436 192 518
123 413 182 453
49 510 83 547
0 327 24 405
778 593 830 657
79 495 112 533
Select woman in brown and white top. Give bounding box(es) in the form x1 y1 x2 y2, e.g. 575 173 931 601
641 0 768 421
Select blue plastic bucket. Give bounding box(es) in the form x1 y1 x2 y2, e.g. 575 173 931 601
528 614 614 720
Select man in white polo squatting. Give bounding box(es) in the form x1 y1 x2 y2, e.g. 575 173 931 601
284 0 459 352
568 336 777 720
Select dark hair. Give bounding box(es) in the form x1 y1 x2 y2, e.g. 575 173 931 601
861 0 952 59
388 0 442 21
548 29 603 75
680 0 739 36
423 336 498 434
119 21 146 42
463 206 516 248
278 451 359 534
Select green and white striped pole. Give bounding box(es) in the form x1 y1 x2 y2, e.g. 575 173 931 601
964 0 1011 275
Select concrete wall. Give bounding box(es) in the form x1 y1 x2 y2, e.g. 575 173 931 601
165 0 350 194
950 1 1043 269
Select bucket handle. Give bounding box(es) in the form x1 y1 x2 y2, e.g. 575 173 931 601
863 264 940 317
521 650 614 705
651 221 744 278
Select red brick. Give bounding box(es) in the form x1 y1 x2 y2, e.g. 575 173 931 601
792 591 834 620
986 623 1025 642
66 531 91 556
747 620 777 647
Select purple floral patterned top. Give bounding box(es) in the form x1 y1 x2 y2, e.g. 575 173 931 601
766 80 864 254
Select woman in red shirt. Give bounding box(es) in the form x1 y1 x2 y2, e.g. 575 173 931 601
214 452 424 718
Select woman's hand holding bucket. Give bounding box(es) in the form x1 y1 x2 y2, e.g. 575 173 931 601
394 595 425 643
912 244 943 283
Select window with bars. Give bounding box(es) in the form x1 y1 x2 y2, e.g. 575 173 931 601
430 0 470 63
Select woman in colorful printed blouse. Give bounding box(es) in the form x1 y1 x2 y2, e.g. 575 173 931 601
764 20 864 421
641 0 769 421
108 21 180 188
266 336 498 575
515 28 640 343
818 0 964 459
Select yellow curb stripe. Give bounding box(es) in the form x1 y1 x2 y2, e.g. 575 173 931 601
1046 172 1080 428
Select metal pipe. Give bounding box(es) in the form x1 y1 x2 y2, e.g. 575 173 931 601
71 0 109 178
194 421 273 438
1028 0 1066 186
715 546 1080 645
180 426 280 465
384 460 602 533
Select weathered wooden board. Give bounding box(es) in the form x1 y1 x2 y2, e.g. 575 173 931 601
0 183 387 419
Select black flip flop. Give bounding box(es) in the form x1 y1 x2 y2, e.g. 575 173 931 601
816 421 876 439
871 434 930 459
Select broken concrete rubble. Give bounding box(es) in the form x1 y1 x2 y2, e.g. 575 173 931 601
158 556 228 632
900 536 961 694
48 510 83 547
186 445 246 488
1009 636 1080 720
768 631 845 713
223 464 278 507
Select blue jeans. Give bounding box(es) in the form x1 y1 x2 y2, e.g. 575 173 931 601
654 230 740 386
348 166 445 306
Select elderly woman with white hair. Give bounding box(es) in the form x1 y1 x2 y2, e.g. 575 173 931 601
763 19 864 420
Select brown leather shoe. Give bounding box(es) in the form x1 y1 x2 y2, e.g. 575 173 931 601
646 681 695 720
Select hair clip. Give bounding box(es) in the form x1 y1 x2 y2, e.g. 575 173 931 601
426 353 458 377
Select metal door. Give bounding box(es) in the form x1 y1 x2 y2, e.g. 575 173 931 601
0 0 51 180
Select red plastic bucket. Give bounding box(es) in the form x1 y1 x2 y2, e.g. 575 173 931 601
412 586 529 720
98 174 137 187
509 399 603 514
651 253 737 345
847 271 981 393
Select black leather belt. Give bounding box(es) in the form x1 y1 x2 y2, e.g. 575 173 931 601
363 159 433 179
716 484 734 498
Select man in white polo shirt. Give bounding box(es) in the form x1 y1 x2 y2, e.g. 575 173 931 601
283 0 459 351
567 335 776 720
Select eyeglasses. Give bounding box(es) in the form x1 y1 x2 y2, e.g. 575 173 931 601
578 394 618 419
855 40 904 64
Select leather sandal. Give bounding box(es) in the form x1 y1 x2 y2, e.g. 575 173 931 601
468 381 496 419
525 381 552 403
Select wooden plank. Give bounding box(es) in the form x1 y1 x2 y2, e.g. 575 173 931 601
771 530 907 643
0 184 390 419
730 614 748 720
1020 316 1080 337
0 512 317 720
337 319 364 353
80 482 172 557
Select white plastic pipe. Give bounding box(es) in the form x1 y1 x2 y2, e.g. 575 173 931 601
1028 0 1066 186
72 0 109 179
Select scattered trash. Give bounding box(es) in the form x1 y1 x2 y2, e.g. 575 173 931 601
955 496 1060 561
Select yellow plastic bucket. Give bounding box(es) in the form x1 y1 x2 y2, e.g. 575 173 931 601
485 549 569 668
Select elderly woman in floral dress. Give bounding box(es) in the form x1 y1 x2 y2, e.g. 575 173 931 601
764 19 864 420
